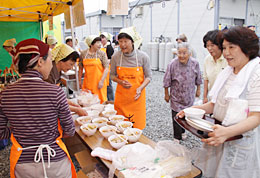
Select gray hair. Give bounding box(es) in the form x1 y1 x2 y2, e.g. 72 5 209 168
177 42 191 53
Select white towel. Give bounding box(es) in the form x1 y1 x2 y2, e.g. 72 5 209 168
91 147 115 161
222 99 249 126
209 57 260 102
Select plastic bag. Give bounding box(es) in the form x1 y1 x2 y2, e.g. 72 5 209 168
109 141 192 178
155 140 192 178
76 90 100 107
109 142 156 178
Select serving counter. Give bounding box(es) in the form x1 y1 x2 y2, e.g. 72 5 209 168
72 115 202 178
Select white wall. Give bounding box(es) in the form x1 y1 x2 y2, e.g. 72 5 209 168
74 14 124 42
245 0 260 35
220 0 246 19
220 0 260 34
102 15 123 28
130 0 215 68
75 16 100 41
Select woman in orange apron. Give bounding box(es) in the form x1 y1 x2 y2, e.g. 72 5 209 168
110 27 152 130
46 44 88 116
0 39 76 178
79 35 109 103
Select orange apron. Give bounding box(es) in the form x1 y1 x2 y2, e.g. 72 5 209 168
114 51 146 129
10 121 76 178
82 51 107 103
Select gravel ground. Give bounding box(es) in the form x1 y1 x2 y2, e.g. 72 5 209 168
144 71 202 150
0 71 203 178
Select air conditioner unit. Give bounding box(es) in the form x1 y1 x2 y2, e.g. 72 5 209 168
135 7 143 16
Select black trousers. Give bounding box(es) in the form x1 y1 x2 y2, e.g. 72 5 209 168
172 110 185 140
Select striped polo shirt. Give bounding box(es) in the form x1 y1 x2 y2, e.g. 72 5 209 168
0 70 75 163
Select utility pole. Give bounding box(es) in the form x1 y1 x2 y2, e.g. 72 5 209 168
214 0 220 29
245 0 249 26
177 0 180 35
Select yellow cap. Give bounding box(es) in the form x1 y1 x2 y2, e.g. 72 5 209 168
52 44 75 63
3 38 16 47
119 26 142 49
85 35 99 47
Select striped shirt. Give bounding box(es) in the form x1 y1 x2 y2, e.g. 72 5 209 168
0 70 75 163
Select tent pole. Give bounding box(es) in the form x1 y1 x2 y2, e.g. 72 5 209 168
69 3 80 92
40 20 43 40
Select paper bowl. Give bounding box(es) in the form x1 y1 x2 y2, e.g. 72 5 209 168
116 121 133 133
76 116 92 125
104 104 114 110
90 104 105 112
109 115 126 125
80 123 98 136
87 110 100 118
123 128 142 142
108 134 128 149
99 125 117 138
102 109 117 118
92 117 108 128
82 107 91 111
183 107 205 119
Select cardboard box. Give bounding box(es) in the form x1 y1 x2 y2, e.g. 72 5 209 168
75 150 109 178
77 170 89 178
64 135 87 156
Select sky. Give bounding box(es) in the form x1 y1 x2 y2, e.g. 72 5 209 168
84 0 135 13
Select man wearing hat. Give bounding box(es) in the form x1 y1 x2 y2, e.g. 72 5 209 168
110 26 152 130
2 38 16 58
2 38 20 75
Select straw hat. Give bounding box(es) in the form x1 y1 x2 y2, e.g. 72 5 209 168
85 35 99 47
3 38 16 47
52 44 75 63
119 26 143 49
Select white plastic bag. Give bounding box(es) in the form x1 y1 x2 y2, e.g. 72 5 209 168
76 90 100 107
155 140 192 178
109 142 156 178
109 141 192 178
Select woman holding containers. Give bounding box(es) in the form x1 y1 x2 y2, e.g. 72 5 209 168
110 26 152 130
79 35 109 103
178 26 260 178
